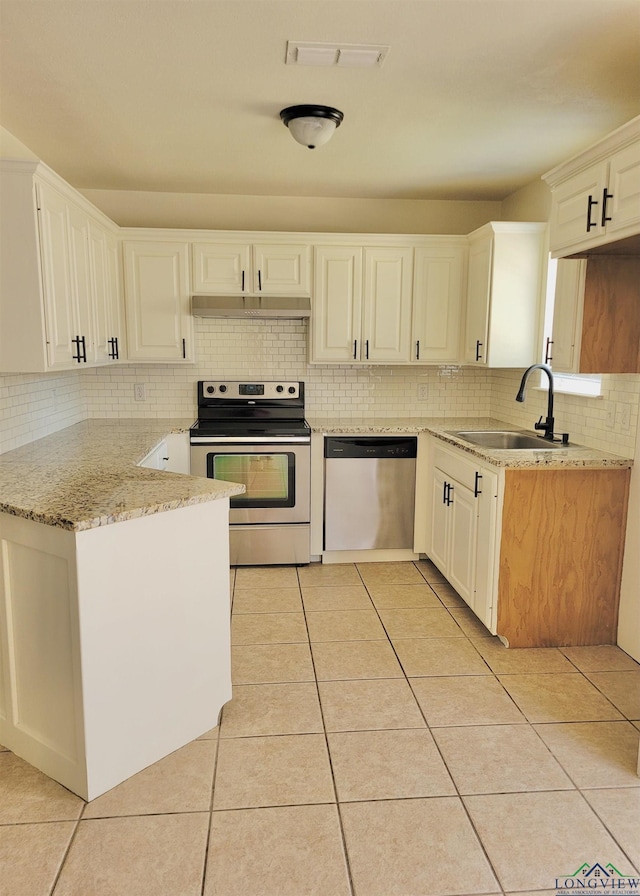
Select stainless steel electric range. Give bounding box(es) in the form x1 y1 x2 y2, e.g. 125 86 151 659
190 381 311 566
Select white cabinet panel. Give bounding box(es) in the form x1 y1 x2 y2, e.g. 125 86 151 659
546 259 586 373
411 245 465 363
192 241 310 295
311 245 412 363
124 241 194 362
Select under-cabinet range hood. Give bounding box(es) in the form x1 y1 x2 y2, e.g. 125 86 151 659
191 295 311 319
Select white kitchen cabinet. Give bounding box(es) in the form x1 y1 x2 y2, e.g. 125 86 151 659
311 245 413 363
463 222 546 367
192 240 311 296
544 115 640 256
428 441 497 628
123 240 194 362
411 243 466 363
139 433 190 473
545 259 586 373
0 160 123 372
0 501 231 800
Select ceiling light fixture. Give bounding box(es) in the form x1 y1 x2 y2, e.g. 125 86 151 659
279 105 344 149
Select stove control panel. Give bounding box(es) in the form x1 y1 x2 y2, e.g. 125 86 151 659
199 382 301 401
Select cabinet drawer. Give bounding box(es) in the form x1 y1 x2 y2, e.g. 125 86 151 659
433 445 481 491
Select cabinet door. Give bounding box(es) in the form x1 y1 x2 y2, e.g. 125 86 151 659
463 235 491 364
253 244 310 295
606 140 640 239
548 259 586 373
412 245 464 363
447 478 478 607
66 204 94 363
362 247 413 363
192 243 250 294
124 241 193 362
105 235 124 361
88 221 112 364
549 161 608 252
36 182 77 369
311 246 363 362
428 467 450 575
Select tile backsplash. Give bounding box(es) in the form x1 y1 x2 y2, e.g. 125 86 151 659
2 319 639 457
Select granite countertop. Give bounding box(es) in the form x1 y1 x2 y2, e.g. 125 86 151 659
0 419 245 532
308 416 633 470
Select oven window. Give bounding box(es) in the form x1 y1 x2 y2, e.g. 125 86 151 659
207 452 296 507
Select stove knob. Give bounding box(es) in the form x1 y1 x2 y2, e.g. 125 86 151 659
276 385 284 393
206 386 215 394
288 386 296 394
219 384 227 393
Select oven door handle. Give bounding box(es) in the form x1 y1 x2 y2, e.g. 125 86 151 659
190 436 311 445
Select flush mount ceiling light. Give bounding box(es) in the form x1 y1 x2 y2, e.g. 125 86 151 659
279 105 344 149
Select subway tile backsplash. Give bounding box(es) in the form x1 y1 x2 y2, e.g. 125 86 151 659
2 319 639 457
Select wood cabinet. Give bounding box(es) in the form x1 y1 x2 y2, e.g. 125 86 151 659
311 245 413 363
123 240 194 362
0 160 123 372
411 243 466 363
547 256 640 374
463 222 546 367
192 241 310 296
425 436 631 647
544 115 640 257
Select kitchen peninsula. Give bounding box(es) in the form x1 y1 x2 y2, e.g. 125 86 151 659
0 419 244 800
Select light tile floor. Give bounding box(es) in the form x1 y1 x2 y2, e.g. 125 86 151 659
2 560 639 895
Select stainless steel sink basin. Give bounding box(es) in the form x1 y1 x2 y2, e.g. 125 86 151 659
449 430 566 450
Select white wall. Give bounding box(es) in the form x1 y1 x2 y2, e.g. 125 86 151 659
0 372 86 454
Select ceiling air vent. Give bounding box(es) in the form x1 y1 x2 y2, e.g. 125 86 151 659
285 41 389 68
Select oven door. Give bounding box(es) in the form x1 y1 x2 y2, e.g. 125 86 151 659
190 439 311 524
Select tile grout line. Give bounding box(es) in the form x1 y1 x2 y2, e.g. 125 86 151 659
296 564 357 896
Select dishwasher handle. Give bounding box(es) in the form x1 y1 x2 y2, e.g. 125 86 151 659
324 436 417 459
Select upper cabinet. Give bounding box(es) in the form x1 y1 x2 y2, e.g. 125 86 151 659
123 240 194 363
192 241 311 296
0 160 123 373
411 243 466 363
544 116 640 257
311 245 413 363
545 259 586 373
463 222 546 367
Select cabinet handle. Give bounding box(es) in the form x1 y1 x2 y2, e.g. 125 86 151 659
182 338 186 359
475 340 483 362
258 270 262 291
365 339 369 360
72 336 82 363
416 340 420 361
586 194 598 232
544 337 553 364
353 339 358 360
601 188 613 227
442 481 449 505
474 471 482 497
114 337 119 360
241 270 245 292
446 483 454 506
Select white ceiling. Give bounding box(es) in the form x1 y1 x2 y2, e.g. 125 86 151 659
1 0 639 201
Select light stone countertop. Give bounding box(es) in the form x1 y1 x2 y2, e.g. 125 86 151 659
308 415 633 470
0 419 244 532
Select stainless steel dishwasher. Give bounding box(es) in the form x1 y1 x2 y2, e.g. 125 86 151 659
324 436 417 551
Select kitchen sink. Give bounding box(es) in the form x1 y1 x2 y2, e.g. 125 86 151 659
449 430 566 450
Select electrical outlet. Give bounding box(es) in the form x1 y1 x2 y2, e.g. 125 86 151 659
134 383 146 402
617 402 631 432
605 402 616 427
417 383 429 401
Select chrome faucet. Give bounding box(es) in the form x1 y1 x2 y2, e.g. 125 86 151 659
516 363 567 442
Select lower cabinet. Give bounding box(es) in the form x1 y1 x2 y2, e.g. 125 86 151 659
428 443 498 630
425 437 630 647
0 502 231 800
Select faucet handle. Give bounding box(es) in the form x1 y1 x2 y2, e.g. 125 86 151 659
534 416 546 431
